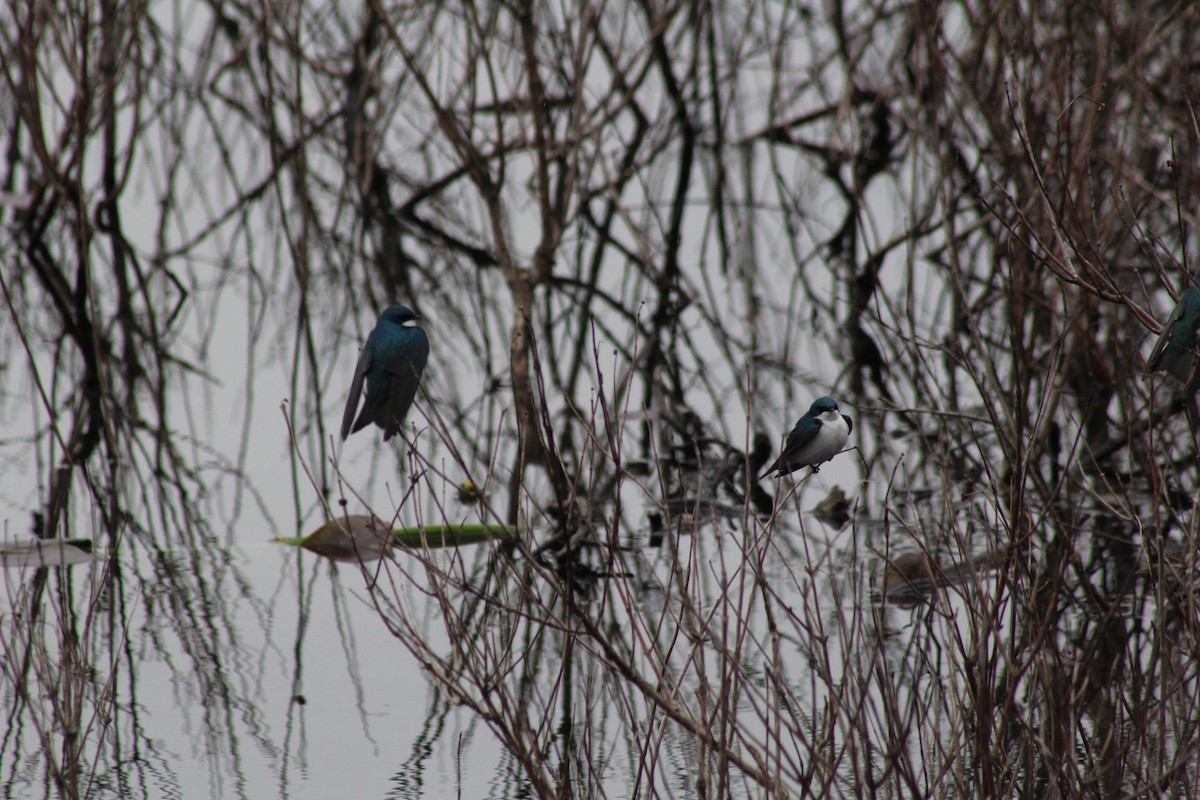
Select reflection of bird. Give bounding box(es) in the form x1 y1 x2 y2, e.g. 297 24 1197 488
761 396 852 477
1148 282 1200 384
341 305 430 441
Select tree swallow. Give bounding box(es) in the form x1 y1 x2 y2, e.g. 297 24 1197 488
341 304 430 441
760 396 852 478
1148 282 1200 384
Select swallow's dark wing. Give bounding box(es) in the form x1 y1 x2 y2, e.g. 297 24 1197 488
340 340 373 441
760 417 820 478
1147 289 1200 384
1148 299 1186 371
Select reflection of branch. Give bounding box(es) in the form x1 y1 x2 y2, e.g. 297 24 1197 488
639 0 696 427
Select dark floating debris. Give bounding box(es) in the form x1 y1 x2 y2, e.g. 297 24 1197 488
891 488 935 507
647 431 779 547
812 486 852 529
875 549 1004 608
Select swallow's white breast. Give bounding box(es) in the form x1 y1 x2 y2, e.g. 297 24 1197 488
797 409 850 466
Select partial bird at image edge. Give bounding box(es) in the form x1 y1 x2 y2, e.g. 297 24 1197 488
1147 282 1200 386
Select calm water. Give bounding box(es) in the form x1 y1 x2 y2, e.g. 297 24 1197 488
1 471 888 800
1 537 518 799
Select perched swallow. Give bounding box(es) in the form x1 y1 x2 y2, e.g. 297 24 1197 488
1148 283 1200 384
341 305 430 441
761 396 852 477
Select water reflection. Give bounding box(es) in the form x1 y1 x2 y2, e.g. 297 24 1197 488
5 459 1200 798
6 0 1200 795
0 538 519 799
